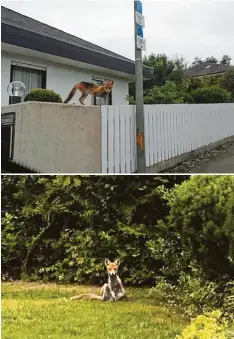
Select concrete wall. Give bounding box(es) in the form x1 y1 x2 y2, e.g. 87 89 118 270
1 51 129 106
2 102 101 173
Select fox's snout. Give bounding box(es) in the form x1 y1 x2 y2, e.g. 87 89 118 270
108 270 117 276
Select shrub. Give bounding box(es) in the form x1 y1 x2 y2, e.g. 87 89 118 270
144 81 185 104
167 175 234 278
186 77 203 92
220 66 234 97
222 281 234 321
1 175 188 284
148 264 218 318
24 88 62 103
176 310 228 339
190 85 231 103
203 75 222 88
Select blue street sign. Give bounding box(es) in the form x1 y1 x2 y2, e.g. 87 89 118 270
136 1 142 14
137 24 143 38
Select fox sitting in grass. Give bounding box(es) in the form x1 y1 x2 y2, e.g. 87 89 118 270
70 258 127 302
63 80 114 105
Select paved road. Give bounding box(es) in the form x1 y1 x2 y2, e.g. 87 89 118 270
163 141 234 174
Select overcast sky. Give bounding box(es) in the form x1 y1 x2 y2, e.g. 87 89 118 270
2 0 234 65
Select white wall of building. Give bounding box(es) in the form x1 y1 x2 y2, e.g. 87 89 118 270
1 53 11 105
1 51 130 106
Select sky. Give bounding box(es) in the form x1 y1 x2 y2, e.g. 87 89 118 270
2 0 234 65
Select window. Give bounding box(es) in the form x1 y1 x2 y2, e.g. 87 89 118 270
92 77 112 106
10 62 46 103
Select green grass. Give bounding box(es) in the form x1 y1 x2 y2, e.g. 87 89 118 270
2 281 186 339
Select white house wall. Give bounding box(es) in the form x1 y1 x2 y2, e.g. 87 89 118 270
1 53 11 105
1 51 130 106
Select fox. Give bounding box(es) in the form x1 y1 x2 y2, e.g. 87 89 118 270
63 80 114 105
70 258 126 302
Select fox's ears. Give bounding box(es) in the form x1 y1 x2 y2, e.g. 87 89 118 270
110 80 114 85
114 258 120 266
105 258 111 266
104 258 120 266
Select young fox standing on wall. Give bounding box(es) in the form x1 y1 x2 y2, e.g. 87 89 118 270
63 80 114 105
70 259 126 301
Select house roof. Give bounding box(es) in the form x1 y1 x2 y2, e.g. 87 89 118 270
184 61 230 78
1 6 153 79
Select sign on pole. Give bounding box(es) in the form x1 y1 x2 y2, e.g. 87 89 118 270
135 0 146 51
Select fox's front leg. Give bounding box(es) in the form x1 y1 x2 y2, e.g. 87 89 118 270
105 94 109 106
101 283 114 301
110 290 116 302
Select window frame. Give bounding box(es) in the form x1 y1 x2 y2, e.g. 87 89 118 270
9 62 47 104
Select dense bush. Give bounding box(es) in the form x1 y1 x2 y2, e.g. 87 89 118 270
144 81 185 104
167 175 234 278
185 77 203 92
2 175 234 285
221 66 234 98
183 85 231 103
1 175 188 284
24 88 62 103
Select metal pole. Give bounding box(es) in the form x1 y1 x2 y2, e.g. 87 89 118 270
134 0 146 173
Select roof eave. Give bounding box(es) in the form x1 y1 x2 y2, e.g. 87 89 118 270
1 23 153 80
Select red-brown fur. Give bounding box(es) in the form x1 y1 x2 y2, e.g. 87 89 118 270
64 80 114 105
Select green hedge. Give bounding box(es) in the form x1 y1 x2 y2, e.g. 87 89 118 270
167 175 234 278
24 88 62 103
2 175 233 286
189 86 231 103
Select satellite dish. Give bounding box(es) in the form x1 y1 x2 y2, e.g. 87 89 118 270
7 81 27 98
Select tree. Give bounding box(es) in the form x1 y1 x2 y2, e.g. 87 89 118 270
220 66 234 97
129 54 186 101
143 53 186 87
220 54 232 66
191 57 203 67
205 56 218 64
191 56 218 67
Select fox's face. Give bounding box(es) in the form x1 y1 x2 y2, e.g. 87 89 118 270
103 80 114 94
105 258 120 276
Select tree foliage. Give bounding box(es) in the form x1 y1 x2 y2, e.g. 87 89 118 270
220 55 232 66
2 175 233 289
220 66 234 97
167 175 234 278
144 81 184 104
189 86 232 103
1 175 188 284
143 53 186 87
128 53 233 104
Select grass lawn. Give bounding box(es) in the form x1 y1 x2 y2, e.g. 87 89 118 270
2 281 187 339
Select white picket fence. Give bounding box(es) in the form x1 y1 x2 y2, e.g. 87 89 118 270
101 104 234 173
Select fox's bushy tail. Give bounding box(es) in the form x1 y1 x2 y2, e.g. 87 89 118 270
70 293 102 300
64 84 79 103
